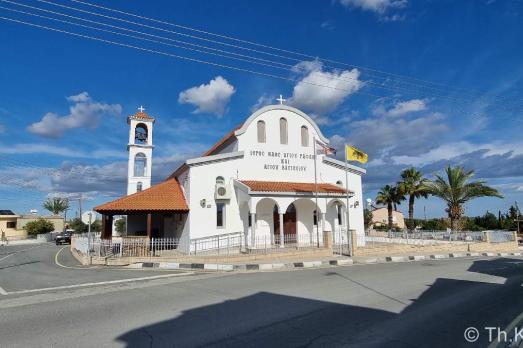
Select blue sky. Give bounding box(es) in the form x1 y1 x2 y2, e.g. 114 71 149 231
1 0 522 219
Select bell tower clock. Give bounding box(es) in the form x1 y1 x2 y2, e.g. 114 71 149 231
127 106 155 195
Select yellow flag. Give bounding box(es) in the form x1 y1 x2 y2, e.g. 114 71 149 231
345 145 368 164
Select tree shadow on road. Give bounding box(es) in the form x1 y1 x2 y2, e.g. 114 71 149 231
116 258 523 348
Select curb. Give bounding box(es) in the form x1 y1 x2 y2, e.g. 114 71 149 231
128 258 355 272
360 251 522 265
126 251 523 272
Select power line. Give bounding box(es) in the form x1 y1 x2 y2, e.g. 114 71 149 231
0 14 391 100
67 0 494 96
2 11 520 125
0 2 468 103
10 0 523 113
36 0 503 101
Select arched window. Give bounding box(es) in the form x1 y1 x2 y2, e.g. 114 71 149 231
216 176 225 184
279 117 288 144
134 153 146 177
301 126 309 147
137 182 143 192
257 120 266 143
336 180 343 187
313 210 318 226
134 123 148 144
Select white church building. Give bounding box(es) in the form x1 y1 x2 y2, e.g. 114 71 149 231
95 102 366 251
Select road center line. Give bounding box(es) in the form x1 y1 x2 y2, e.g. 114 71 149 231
0 286 7 295
6 272 194 295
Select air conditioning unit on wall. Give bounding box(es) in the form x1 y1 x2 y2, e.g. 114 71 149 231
215 184 231 200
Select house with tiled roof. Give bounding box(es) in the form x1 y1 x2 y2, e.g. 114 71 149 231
95 103 366 251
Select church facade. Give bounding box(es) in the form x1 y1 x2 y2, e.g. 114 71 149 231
95 103 366 251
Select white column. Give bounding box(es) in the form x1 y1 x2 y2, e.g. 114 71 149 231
250 213 256 247
320 212 325 246
279 212 284 248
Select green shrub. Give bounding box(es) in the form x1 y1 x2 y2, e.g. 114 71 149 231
25 218 54 235
68 218 87 233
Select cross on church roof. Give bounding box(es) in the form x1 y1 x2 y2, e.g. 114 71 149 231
138 105 146 113
276 94 286 105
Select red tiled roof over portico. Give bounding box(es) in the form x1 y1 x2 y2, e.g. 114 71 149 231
94 179 188 214
240 180 351 195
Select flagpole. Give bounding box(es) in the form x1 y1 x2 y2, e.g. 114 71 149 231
344 144 352 256
313 137 320 248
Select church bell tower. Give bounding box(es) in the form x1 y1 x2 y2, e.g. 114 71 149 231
127 106 155 195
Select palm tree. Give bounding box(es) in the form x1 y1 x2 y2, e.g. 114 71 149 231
391 186 405 212
43 197 70 216
376 185 404 231
398 167 429 231
426 166 503 231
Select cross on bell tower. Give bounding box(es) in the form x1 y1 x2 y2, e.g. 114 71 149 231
127 106 155 195
276 94 286 105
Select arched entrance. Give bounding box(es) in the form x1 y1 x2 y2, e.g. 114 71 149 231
274 203 297 243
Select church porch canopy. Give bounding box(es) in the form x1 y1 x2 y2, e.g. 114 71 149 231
94 178 189 215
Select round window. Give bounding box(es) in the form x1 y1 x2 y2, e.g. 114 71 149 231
218 187 227 196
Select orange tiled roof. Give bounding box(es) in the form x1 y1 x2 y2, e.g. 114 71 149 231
130 111 154 120
240 180 350 194
95 179 188 213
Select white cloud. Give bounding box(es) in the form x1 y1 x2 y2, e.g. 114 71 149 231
288 60 363 115
332 111 449 161
373 98 428 117
390 140 523 167
27 92 122 138
178 76 235 117
339 0 407 14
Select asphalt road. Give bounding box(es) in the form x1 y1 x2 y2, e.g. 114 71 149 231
0 243 187 293
1 244 523 347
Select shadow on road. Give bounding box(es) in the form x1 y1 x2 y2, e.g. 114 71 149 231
116 258 523 347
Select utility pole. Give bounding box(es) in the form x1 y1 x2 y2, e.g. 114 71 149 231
79 193 83 218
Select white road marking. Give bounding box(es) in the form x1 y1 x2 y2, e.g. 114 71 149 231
0 286 7 295
6 272 193 295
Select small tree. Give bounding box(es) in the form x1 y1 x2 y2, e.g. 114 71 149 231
68 218 88 233
25 218 54 236
115 218 126 235
363 209 373 229
90 220 102 232
43 197 69 216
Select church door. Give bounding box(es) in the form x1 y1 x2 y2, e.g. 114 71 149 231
274 203 297 243
284 204 297 239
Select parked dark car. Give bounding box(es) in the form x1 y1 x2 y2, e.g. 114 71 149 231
55 231 72 245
